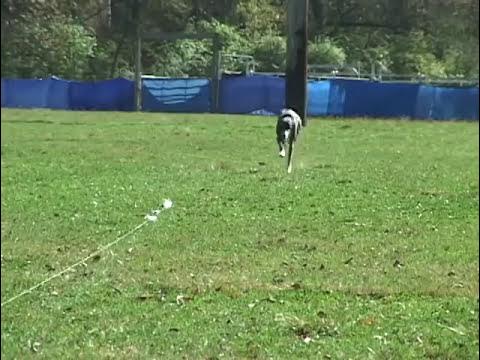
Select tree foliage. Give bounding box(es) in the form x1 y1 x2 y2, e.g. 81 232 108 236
1 15 96 79
1 0 478 80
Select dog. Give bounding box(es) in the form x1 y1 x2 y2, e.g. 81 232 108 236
276 108 303 173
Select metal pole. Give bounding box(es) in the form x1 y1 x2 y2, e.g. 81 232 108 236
286 0 308 126
134 0 142 111
211 36 222 113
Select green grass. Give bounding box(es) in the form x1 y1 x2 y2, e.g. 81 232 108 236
1 109 478 359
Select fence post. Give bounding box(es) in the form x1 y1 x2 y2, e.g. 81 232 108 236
286 0 308 126
134 0 142 111
211 36 222 113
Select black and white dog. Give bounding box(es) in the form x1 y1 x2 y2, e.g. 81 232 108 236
276 108 303 173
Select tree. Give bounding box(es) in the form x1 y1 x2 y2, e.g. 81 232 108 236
1 0 478 79
1 14 96 79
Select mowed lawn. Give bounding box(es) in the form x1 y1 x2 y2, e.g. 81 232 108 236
1 109 478 359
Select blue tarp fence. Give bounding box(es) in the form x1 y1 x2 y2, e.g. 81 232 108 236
1 75 478 120
142 78 211 113
1 77 134 111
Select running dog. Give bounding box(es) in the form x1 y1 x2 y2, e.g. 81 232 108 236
276 108 303 173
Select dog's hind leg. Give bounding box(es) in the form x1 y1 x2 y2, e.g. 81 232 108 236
286 123 299 173
278 140 286 157
287 139 295 173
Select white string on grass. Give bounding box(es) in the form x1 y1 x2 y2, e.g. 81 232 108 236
1 199 174 307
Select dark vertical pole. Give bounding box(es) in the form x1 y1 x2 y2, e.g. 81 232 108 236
135 30 142 111
211 36 222 113
286 0 308 126
133 0 142 111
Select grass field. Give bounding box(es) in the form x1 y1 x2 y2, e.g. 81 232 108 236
1 109 479 359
